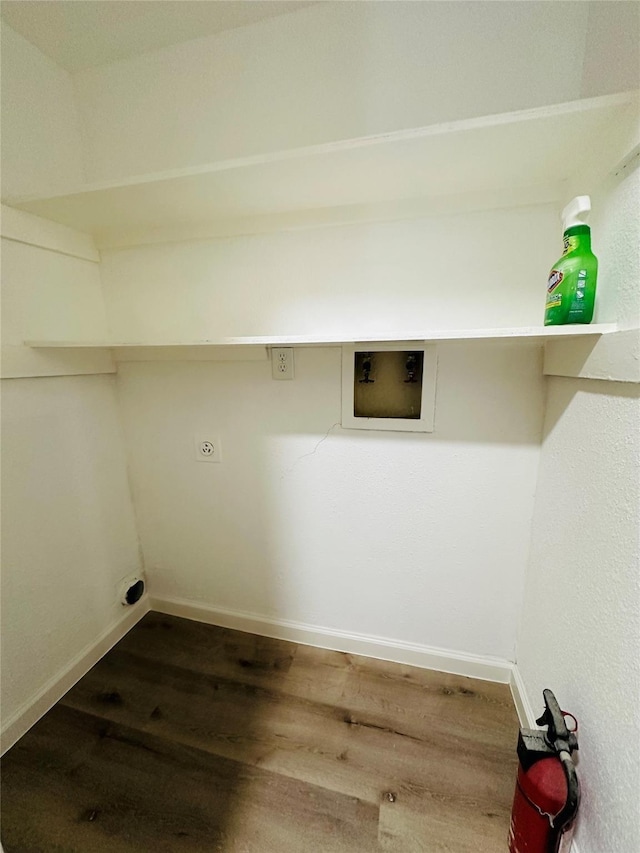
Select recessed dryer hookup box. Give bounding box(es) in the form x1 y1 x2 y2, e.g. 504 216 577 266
341 343 437 432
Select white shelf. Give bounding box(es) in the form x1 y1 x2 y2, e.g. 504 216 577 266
25 324 618 349
6 93 637 247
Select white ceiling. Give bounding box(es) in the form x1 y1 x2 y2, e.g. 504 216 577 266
1 1 318 73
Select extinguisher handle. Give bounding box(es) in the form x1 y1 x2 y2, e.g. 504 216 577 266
550 750 580 849
536 689 578 755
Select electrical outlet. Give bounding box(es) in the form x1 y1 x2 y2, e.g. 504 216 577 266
272 347 294 380
194 435 222 462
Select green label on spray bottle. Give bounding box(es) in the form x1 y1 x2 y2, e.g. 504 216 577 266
544 226 598 326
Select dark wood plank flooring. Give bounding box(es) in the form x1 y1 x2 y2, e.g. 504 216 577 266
1 613 519 851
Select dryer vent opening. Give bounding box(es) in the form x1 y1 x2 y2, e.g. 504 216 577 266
124 579 145 605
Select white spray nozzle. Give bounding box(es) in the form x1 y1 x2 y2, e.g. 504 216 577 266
562 195 591 230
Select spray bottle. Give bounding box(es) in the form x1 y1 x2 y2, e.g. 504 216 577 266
544 196 598 325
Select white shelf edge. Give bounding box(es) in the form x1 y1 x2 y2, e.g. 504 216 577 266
24 324 618 349
6 92 636 206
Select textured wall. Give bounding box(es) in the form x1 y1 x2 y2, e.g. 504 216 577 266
517 378 640 852
115 342 544 661
591 169 640 328
518 163 640 851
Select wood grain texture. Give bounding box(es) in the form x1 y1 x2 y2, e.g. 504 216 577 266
1 612 519 851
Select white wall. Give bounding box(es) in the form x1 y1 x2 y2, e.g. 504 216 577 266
102 200 553 668
116 342 544 661
0 203 115 379
0 374 143 736
0 228 143 745
72 1 593 182
591 169 640 328
517 166 640 851
3 2 634 191
516 379 640 853
99 204 558 342
0 238 107 347
97 191 558 668
0 24 143 746
2 6 638 814
0 23 85 199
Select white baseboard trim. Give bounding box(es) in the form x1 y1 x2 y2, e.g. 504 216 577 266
0 597 150 755
509 662 538 728
150 596 513 684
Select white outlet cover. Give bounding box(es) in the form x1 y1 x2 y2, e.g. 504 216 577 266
194 435 222 462
271 347 294 380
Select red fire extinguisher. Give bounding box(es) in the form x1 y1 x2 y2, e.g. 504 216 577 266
508 688 580 853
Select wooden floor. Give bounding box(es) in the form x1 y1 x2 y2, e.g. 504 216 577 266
1 613 519 852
